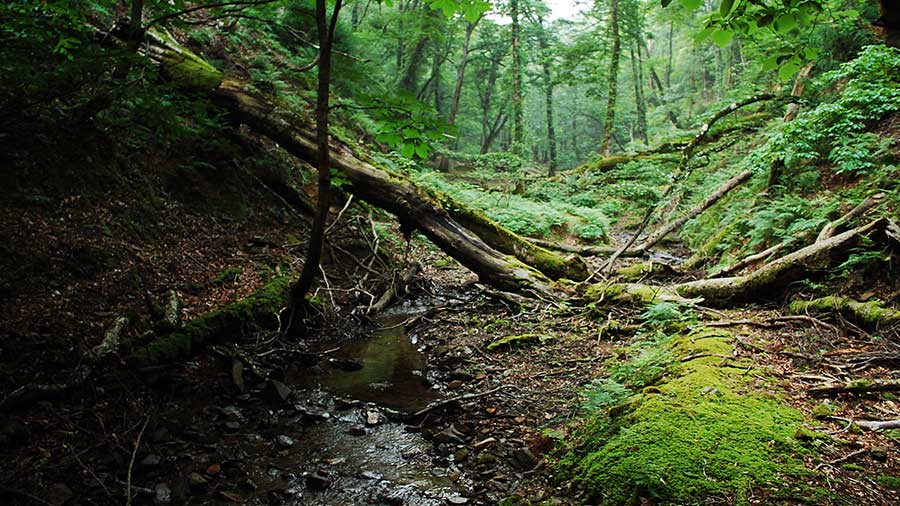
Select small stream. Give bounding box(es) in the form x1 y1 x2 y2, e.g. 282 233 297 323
278 311 469 505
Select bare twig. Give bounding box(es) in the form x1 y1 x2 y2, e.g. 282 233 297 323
125 414 152 506
409 385 511 419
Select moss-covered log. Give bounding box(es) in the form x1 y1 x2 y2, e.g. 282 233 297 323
130 28 563 297
434 192 589 280
126 276 291 367
789 296 900 329
587 218 898 307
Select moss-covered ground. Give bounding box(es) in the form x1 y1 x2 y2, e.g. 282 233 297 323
559 327 819 506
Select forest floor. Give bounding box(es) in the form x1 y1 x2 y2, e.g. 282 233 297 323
2 216 900 505
2 135 899 505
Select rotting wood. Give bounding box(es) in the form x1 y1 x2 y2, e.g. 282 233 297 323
809 379 900 396
587 218 899 307
716 193 885 277
635 170 752 252
789 295 900 330
367 261 422 314
601 93 778 274
409 384 511 419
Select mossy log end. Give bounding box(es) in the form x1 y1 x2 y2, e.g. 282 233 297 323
133 28 563 298
789 296 900 329
434 192 589 280
126 276 290 367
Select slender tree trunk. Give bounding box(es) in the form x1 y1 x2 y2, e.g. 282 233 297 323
430 47 443 113
599 0 620 156
629 44 648 145
536 15 557 175
290 0 343 306
510 0 523 154
665 19 673 90
448 17 480 125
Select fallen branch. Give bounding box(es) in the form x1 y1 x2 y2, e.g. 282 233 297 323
789 296 900 330
716 193 884 277
816 193 884 243
809 379 900 396
635 170 752 252
602 94 777 273
367 261 421 314
854 419 900 430
125 414 151 506
409 384 511 419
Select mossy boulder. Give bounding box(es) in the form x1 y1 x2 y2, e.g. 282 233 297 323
559 328 814 505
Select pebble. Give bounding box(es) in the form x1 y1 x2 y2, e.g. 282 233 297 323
189 472 208 488
346 424 366 436
305 470 331 490
154 483 172 505
263 379 293 404
510 447 540 471
275 435 295 448
141 454 161 467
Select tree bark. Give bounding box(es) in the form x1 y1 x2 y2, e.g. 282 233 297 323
635 170 752 251
590 218 899 307
510 0 524 154
290 0 343 307
630 44 648 145
128 27 565 297
536 15 557 175
600 0 621 156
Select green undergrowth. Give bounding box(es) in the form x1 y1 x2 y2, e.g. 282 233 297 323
415 170 610 242
127 275 291 367
559 326 818 505
679 46 900 274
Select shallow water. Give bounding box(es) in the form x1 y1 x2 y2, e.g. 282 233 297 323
300 314 440 413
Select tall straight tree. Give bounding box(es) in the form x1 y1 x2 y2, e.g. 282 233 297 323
290 0 344 309
599 0 621 156
510 0 524 154
534 12 558 174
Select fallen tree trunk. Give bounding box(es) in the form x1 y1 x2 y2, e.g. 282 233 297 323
432 192 589 280
714 193 885 278
130 28 564 296
586 218 898 306
635 170 752 252
789 296 900 329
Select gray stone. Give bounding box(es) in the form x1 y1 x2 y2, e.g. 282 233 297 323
263 379 292 404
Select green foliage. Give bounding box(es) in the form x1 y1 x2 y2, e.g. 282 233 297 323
640 301 694 328
581 378 633 412
417 171 610 241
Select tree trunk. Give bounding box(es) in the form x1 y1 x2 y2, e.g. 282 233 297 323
590 218 899 306
629 44 648 145
290 0 343 307
599 0 620 156
536 15 557 175
448 17 480 125
510 0 524 154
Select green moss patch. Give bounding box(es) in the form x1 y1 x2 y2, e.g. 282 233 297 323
127 275 290 367
560 328 813 505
